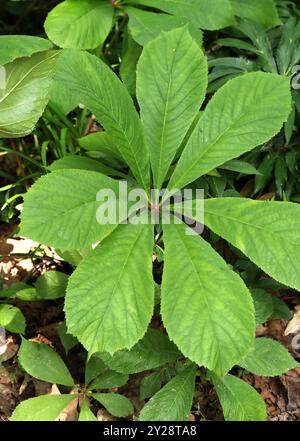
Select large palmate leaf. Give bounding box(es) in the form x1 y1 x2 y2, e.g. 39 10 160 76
139 364 196 421
211 373 266 421
100 329 181 374
168 72 291 191
203 198 300 291
161 222 255 376
0 36 52 65
229 0 280 29
20 169 123 251
11 395 78 421
239 337 299 376
137 27 207 190
44 0 113 49
19 339 74 386
126 0 234 30
53 49 150 189
127 8 203 47
65 223 154 354
0 51 59 138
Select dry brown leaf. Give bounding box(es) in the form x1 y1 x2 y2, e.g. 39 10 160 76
284 306 300 336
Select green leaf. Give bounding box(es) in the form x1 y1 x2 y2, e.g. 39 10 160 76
92 393 133 417
0 36 52 65
50 50 80 114
78 132 123 162
35 271 69 300
140 372 162 400
11 395 77 421
5 288 38 301
18 339 74 386
48 155 123 178
100 329 181 374
127 0 234 30
168 72 291 191
20 169 123 250
79 398 97 421
0 282 29 298
211 373 266 421
44 0 113 49
250 289 273 325
219 159 260 175
59 322 78 354
0 51 59 138
229 0 281 29
0 304 25 334
239 337 299 376
204 198 300 291
161 222 255 376
271 297 292 320
137 26 207 189
65 223 154 354
85 354 128 389
85 354 107 385
90 370 129 390
52 49 150 190
127 8 203 47
139 364 196 421
120 30 142 97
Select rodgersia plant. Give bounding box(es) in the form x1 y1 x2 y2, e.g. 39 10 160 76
1 23 299 420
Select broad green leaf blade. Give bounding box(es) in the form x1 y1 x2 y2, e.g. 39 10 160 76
137 27 207 190
59 322 78 354
0 304 25 334
204 198 300 291
20 169 123 250
79 398 97 421
126 0 234 30
19 339 74 387
127 8 203 47
48 155 123 178
52 49 150 190
85 354 107 385
139 364 196 421
140 372 162 400
92 393 133 417
65 223 154 354
0 282 29 299
211 373 266 421
250 289 273 325
84 353 107 386
50 50 80 114
11 395 77 421
90 371 129 390
219 159 260 175
44 0 113 49
78 132 123 162
0 36 52 65
120 30 142 96
161 222 255 376
35 271 69 300
0 51 59 138
229 0 281 29
239 337 299 376
271 297 292 320
168 72 291 191
99 329 181 374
